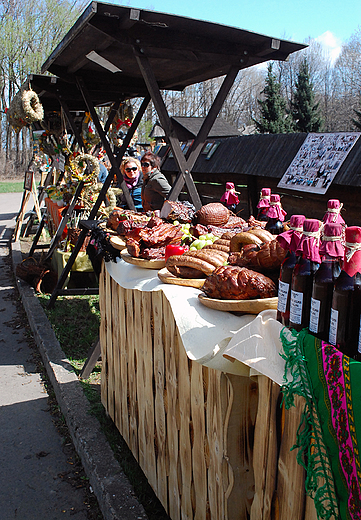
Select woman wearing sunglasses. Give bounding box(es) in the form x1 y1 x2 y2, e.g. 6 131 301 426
140 151 171 212
119 157 143 211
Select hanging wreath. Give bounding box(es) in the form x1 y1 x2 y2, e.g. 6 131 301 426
71 153 100 182
108 102 137 147
22 90 44 123
80 183 117 217
81 112 101 148
6 87 44 132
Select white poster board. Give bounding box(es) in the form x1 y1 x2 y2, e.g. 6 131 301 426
277 132 360 194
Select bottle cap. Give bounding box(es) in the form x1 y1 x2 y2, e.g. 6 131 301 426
320 222 344 258
266 194 287 221
344 226 361 276
277 214 305 252
257 187 271 208
323 198 345 225
296 219 322 262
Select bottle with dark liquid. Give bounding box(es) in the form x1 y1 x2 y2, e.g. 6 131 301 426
256 188 271 221
309 223 343 341
265 194 286 235
289 219 321 332
329 226 361 359
276 214 305 327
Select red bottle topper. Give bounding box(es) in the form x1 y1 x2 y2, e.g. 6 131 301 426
266 194 287 222
277 214 305 252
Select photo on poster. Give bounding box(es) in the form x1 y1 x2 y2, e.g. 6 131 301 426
277 132 361 194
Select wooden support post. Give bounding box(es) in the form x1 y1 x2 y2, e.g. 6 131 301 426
75 77 136 211
135 50 240 209
44 180 85 262
47 88 150 307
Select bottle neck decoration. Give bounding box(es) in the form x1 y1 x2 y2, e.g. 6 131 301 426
266 194 287 221
342 226 361 277
296 219 322 263
320 223 344 258
323 199 345 225
277 214 305 252
257 188 271 209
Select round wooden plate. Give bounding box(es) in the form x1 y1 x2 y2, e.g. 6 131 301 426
109 236 126 251
158 268 205 288
198 293 278 314
121 250 166 269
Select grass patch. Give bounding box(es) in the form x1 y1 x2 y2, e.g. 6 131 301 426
0 180 24 193
37 293 170 520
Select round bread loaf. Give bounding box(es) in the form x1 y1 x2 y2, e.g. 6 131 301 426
196 203 229 226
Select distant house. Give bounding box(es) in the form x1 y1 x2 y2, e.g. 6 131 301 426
149 116 240 143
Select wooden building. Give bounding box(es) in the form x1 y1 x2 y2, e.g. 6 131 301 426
161 132 361 225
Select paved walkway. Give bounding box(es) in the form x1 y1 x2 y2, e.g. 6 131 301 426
0 193 99 519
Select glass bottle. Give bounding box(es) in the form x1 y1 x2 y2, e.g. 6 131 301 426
265 194 286 235
329 226 361 359
289 219 321 332
256 187 271 221
276 214 305 327
309 223 343 341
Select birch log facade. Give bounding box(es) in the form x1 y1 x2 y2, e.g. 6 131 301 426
99 264 318 520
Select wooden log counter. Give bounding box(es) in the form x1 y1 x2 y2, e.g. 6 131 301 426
99 259 319 520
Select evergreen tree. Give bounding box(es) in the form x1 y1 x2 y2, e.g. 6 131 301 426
291 59 323 132
254 63 292 134
352 98 361 130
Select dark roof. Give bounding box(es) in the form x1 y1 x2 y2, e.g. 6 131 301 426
149 116 240 140
172 116 240 139
41 1 306 105
29 74 88 112
162 133 361 187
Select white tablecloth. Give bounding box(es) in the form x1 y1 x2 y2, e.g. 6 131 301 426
105 258 286 385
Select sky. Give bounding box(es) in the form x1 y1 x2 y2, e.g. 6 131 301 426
110 0 361 63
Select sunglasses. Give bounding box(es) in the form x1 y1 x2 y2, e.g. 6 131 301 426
125 166 138 172
141 162 151 168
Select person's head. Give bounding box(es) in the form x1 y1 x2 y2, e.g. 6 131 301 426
120 157 141 180
140 151 160 177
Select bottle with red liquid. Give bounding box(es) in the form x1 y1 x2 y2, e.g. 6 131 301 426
309 223 344 341
328 226 361 359
265 194 287 235
276 214 305 327
256 188 271 221
289 219 321 332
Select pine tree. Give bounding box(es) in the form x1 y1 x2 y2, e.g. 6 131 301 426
254 63 292 134
352 99 361 130
291 59 323 133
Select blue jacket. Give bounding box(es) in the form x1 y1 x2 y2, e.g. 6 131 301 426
119 172 143 211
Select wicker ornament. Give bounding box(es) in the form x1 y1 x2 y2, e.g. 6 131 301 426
7 88 44 132
71 153 100 182
81 113 101 148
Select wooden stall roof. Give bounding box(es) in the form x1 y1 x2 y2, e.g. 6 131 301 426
162 133 361 188
41 1 306 100
150 116 240 141
28 74 88 112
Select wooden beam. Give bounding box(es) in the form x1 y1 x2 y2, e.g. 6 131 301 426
56 94 86 150
134 50 202 209
75 76 136 210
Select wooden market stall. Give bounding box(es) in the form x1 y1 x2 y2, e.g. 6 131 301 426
99 260 324 520
36 3 325 517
